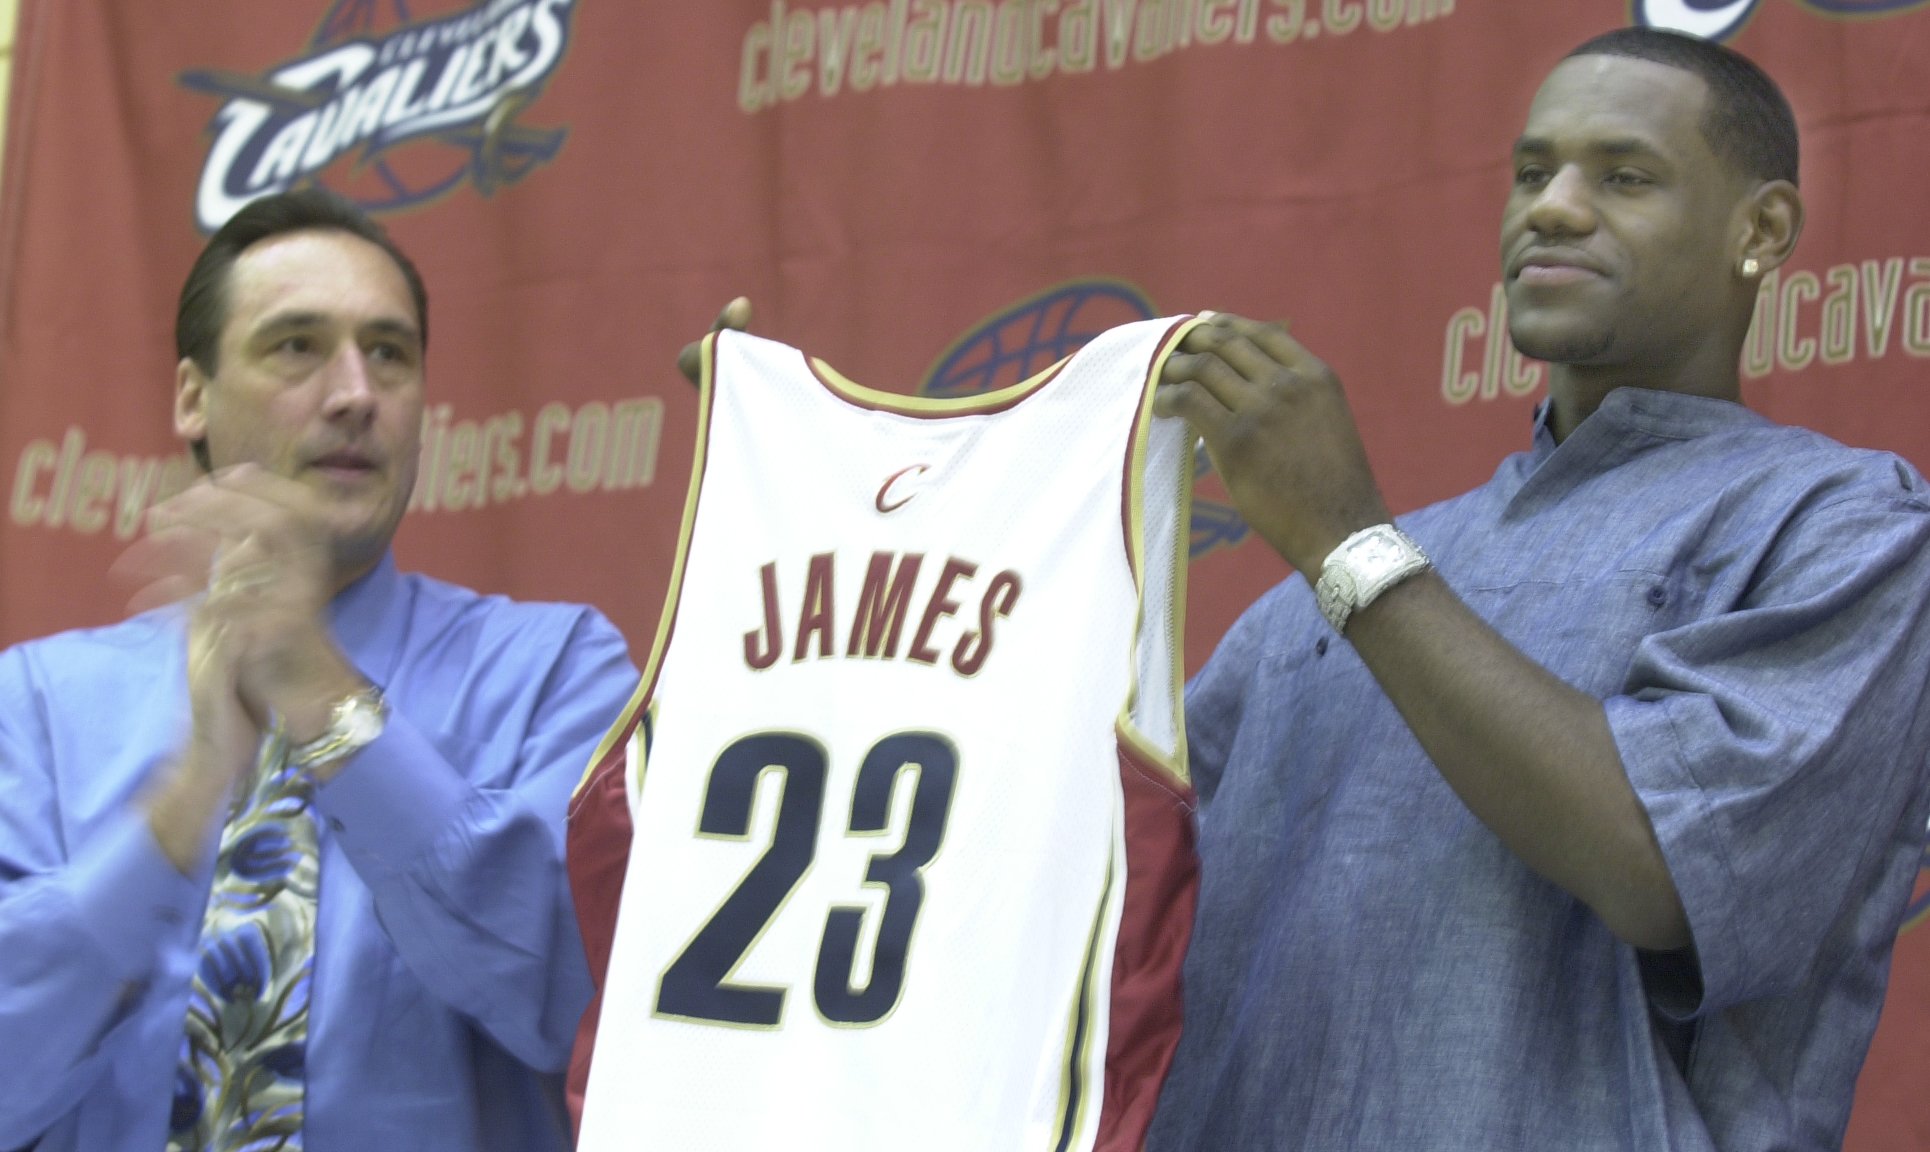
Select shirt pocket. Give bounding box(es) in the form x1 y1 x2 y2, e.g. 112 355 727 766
1463 571 1694 699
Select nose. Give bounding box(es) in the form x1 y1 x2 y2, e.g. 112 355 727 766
321 345 377 423
1523 164 1596 239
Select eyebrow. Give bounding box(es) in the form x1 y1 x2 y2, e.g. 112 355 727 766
251 310 330 336
250 311 422 344
360 318 423 346
1513 135 1666 161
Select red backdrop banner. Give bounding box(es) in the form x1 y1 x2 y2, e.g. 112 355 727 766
2 2 1927 1146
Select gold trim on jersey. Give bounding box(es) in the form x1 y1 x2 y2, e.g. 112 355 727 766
627 712 651 810
1114 315 1203 787
808 351 1067 417
1050 851 1116 1151
574 333 721 799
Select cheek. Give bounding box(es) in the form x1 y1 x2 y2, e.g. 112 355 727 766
1498 203 1529 249
388 398 424 444
380 398 426 472
205 392 282 454
1650 230 1728 301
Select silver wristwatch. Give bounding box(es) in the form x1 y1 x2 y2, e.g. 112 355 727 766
288 684 388 769
1314 524 1431 634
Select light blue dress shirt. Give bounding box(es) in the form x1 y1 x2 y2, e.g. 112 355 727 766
0 554 638 1152
1149 389 1930 1152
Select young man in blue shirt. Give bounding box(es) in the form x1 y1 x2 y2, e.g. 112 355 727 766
1149 28 1930 1152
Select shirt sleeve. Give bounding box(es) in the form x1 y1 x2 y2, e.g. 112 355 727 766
1609 489 1930 1018
311 606 638 1073
0 645 204 1148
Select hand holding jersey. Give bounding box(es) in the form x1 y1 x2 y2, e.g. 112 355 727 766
676 295 753 385
1153 306 1686 950
1153 313 1393 580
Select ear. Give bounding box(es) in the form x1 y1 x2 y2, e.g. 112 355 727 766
1737 179 1804 276
175 356 209 443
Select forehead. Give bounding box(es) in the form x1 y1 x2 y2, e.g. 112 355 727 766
221 228 417 338
1520 54 1713 159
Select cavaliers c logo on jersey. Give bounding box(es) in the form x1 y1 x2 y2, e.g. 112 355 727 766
875 465 932 513
180 0 578 232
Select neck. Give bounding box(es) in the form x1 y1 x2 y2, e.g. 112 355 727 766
329 549 384 599
1543 342 1743 443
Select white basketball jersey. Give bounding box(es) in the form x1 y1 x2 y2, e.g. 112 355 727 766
570 316 1203 1152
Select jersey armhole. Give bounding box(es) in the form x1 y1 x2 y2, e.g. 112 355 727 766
1115 316 1202 785
573 332 721 800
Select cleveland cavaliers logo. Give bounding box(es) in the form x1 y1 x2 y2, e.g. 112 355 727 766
181 0 578 232
1635 0 1927 42
875 465 931 513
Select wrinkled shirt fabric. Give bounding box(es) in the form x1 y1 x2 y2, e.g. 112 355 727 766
1149 389 1930 1152
0 554 638 1152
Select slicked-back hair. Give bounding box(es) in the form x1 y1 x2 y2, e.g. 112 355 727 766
1567 27 1799 187
176 188 429 469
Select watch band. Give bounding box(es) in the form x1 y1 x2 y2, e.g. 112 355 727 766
1314 524 1432 634
287 684 388 769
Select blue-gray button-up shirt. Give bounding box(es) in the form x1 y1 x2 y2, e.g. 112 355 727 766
1150 389 1930 1151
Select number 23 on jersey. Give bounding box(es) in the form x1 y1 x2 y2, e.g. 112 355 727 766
656 730 958 1029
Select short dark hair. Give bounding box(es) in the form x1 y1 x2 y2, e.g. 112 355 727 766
1566 27 1799 187
176 188 430 469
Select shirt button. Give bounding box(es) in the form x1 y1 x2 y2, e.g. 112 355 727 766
1646 585 1668 607
1314 636 1330 656
329 817 346 833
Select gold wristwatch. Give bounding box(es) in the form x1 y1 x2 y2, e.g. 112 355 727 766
287 684 388 769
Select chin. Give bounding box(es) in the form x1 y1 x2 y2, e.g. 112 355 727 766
327 505 403 556
1507 319 1614 366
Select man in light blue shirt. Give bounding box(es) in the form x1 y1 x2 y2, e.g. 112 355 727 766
1149 28 1930 1152
0 190 637 1151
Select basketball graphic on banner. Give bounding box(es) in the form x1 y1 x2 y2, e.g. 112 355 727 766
921 280 1251 559
921 280 1161 398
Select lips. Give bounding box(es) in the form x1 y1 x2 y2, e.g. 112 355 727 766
1510 248 1608 284
308 449 379 477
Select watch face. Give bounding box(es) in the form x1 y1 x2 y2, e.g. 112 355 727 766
1348 531 1407 581
341 698 385 744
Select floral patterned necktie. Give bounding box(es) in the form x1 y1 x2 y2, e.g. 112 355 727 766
168 731 318 1152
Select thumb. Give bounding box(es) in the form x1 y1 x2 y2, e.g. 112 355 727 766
679 296 755 386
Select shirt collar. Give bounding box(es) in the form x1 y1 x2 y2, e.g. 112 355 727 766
1528 386 1765 461
1529 396 1557 461
1504 386 1769 509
